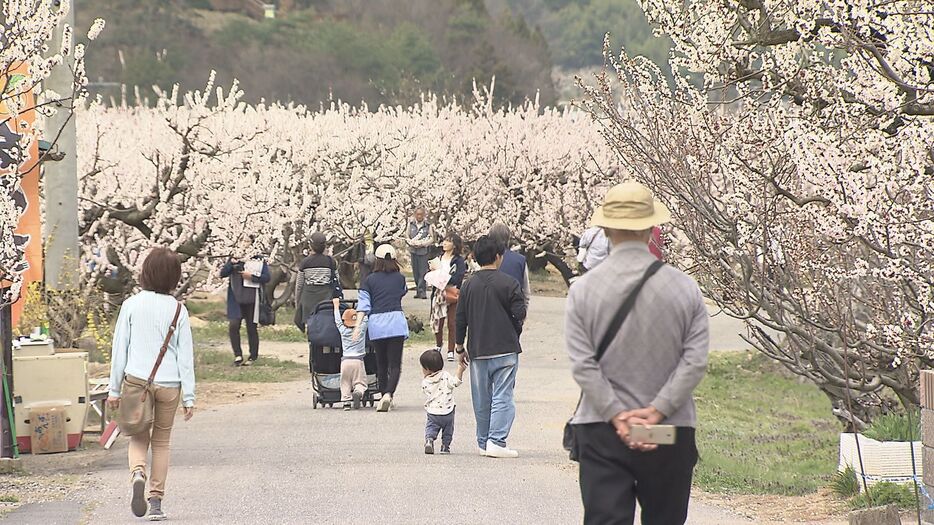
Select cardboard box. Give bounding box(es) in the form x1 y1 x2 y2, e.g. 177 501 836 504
29 405 68 454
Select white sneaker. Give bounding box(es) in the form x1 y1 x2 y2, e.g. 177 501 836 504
484 441 518 458
377 393 392 412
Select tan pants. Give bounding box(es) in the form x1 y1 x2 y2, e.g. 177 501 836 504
128 384 180 499
340 359 367 401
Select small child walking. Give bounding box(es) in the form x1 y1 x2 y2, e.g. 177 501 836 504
420 349 466 454
333 298 368 410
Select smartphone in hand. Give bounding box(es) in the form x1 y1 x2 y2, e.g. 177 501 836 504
629 425 676 445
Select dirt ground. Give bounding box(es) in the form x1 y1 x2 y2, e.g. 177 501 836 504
696 489 850 523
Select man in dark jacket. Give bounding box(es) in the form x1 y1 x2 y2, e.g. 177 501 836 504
455 235 527 458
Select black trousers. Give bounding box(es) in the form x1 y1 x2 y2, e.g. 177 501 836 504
373 336 404 395
577 423 697 525
229 304 259 360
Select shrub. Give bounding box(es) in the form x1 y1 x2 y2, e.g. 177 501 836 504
863 410 921 442
850 481 917 510
831 466 860 499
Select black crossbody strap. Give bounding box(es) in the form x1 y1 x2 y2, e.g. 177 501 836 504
595 260 664 362
571 260 664 415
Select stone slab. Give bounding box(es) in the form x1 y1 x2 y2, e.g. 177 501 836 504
0 457 22 474
925 446 934 487
849 504 901 525
922 370 934 410
924 409 934 448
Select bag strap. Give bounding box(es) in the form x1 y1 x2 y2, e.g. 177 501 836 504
594 260 664 362
572 260 664 414
146 302 183 387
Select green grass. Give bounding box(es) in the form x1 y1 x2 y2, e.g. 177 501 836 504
188 298 309 343
863 410 921 442
694 352 841 496
0 494 18 503
192 322 308 344
194 350 305 383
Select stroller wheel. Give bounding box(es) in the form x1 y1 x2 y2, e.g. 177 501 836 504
312 394 319 409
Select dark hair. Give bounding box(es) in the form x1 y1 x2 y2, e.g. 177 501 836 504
140 247 182 295
374 258 400 273
473 235 503 267
310 232 327 254
419 349 444 373
445 232 463 257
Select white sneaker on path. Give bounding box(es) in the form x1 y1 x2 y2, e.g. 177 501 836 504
484 441 519 458
377 393 392 412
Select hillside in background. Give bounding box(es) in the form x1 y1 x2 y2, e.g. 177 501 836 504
76 0 668 107
486 0 670 73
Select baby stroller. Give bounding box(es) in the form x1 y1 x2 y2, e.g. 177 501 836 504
306 299 379 409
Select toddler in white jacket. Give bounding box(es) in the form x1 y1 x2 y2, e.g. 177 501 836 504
420 349 466 454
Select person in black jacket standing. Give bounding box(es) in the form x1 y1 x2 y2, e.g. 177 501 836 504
221 238 271 366
455 235 527 459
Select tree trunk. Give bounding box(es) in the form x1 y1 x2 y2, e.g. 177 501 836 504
542 252 577 286
265 265 294 310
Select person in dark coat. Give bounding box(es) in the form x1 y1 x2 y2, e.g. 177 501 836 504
294 232 343 332
220 239 271 366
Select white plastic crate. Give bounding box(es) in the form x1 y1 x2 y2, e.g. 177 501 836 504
839 433 923 489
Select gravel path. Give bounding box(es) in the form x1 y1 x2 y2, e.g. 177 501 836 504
4 295 810 524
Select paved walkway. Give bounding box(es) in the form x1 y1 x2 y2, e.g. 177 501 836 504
6 295 780 524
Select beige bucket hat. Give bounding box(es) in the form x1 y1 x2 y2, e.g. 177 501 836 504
591 181 672 231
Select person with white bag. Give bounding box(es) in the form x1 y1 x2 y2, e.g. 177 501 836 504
426 233 467 362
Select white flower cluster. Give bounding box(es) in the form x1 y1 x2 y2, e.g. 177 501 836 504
581 0 933 421
0 1 98 305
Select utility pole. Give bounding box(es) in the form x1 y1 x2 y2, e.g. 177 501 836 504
43 0 79 289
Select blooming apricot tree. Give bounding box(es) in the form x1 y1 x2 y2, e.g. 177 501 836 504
77 78 615 303
0 1 101 305
581 0 933 426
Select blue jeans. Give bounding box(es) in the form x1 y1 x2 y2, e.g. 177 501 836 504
469 353 518 449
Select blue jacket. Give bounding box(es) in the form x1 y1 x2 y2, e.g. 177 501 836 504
221 256 271 321
358 271 409 340
500 250 526 287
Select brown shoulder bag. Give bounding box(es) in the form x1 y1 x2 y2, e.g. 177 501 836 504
117 302 182 436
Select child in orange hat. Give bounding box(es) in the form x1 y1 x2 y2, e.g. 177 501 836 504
333 298 368 410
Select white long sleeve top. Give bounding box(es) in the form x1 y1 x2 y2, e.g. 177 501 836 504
108 291 196 407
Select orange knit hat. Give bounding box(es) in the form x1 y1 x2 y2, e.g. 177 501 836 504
342 309 360 327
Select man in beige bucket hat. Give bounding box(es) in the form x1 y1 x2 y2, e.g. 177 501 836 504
565 181 709 525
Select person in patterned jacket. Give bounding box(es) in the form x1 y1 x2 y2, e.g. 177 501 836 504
294 232 343 332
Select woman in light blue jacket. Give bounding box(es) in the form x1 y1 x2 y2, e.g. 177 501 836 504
107 247 195 521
